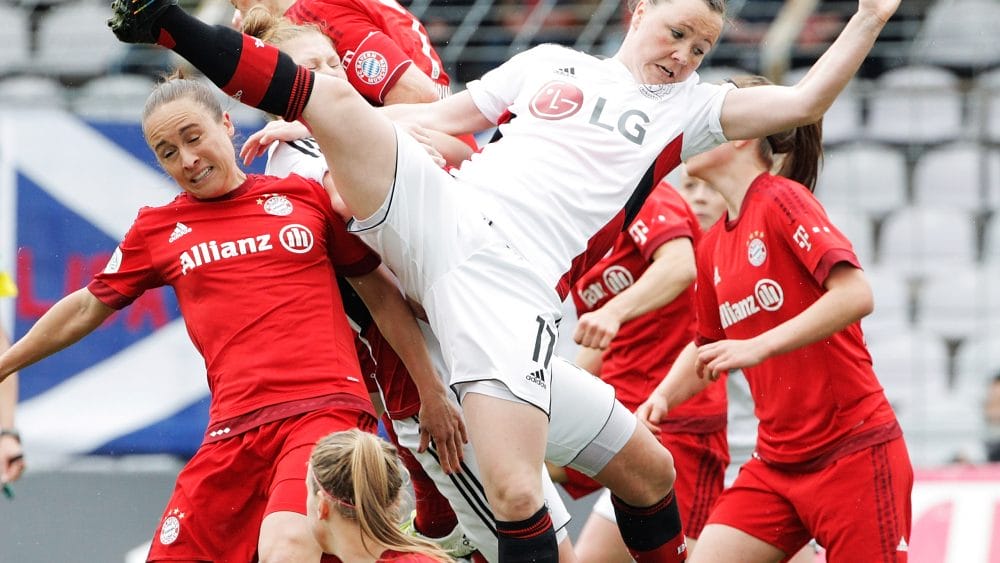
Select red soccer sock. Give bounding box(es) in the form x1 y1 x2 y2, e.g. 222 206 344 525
153 5 313 121
496 505 558 563
611 490 688 562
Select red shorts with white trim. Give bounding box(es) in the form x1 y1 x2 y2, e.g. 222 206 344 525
147 406 377 562
706 436 912 561
660 428 729 538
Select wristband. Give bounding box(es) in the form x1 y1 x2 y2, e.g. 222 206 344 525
0 428 19 443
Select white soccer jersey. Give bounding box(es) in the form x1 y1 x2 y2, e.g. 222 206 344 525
460 44 733 297
265 138 329 183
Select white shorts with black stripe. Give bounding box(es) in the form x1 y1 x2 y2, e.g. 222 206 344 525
392 414 571 562
350 125 566 412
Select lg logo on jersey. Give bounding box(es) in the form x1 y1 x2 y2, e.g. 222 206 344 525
528 81 651 145
718 279 784 329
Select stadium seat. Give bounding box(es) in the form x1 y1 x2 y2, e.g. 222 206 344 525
0 6 31 77
878 205 978 279
825 206 875 267
866 65 963 145
71 74 157 122
982 214 1000 265
0 75 68 109
898 390 985 467
911 142 1000 213
914 265 1000 342
910 0 1000 73
862 266 913 342
971 68 1000 144
868 329 950 421
815 142 907 217
33 3 128 78
953 325 1000 398
784 67 864 145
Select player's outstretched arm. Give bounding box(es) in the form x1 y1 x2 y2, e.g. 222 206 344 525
0 289 115 385
346 265 468 473
719 0 900 141
0 330 24 486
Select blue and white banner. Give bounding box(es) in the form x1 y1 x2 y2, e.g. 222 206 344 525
0 109 266 464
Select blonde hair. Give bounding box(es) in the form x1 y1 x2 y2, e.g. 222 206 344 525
241 5 328 48
309 430 454 563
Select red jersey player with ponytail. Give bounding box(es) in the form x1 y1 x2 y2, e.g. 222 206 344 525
638 76 912 563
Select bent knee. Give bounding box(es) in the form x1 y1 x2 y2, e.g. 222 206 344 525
488 474 546 521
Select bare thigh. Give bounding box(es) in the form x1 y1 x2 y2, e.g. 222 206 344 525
689 524 785 563
461 392 550 521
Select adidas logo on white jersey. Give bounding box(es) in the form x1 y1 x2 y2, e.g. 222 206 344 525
555 66 576 77
168 222 193 243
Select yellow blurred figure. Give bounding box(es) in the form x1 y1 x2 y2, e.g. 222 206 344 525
0 272 16 298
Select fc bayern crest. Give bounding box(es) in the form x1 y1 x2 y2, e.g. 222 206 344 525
264 195 293 216
355 51 388 85
159 516 181 545
747 236 767 267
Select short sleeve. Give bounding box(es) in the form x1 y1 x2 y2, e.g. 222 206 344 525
765 184 862 285
285 0 412 105
465 47 544 124
679 80 734 161
87 216 162 309
266 138 329 183
344 31 413 105
630 185 696 262
694 232 725 345
306 178 380 276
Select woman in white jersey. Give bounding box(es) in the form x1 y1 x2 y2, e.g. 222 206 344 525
110 0 900 558
241 10 577 561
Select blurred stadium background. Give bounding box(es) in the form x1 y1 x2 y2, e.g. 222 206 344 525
2 0 1000 560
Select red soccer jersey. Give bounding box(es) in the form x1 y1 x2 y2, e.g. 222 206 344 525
88 174 380 427
285 0 449 105
572 182 727 423
695 173 898 468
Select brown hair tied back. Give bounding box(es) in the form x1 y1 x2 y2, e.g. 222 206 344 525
142 69 223 136
728 75 824 192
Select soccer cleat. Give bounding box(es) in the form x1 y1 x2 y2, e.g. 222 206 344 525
107 0 177 44
400 509 477 558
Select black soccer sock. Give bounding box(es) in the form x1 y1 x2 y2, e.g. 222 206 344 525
153 5 313 121
611 490 688 562
496 505 558 563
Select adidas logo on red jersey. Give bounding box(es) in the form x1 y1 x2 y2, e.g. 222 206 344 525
168 222 192 243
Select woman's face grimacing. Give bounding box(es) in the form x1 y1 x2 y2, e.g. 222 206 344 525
282 31 347 81
144 97 243 200
627 0 723 84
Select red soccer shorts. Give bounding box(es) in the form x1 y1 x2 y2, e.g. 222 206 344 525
707 437 913 561
147 406 377 562
660 428 729 538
